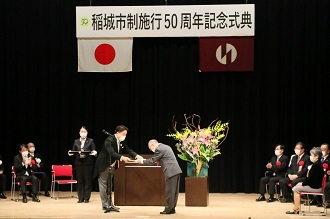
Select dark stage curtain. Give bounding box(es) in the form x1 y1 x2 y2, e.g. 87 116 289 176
1 0 330 193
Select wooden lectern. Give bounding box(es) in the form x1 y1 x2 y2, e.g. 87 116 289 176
114 154 166 206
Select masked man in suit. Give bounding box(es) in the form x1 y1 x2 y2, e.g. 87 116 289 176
27 142 50 197
279 142 310 203
0 154 7 199
256 144 289 202
13 144 40 203
93 125 143 213
138 139 182 214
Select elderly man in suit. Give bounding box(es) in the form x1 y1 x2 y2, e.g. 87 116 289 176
256 144 289 202
138 139 182 214
93 125 143 213
0 154 7 199
14 144 40 203
27 142 50 197
279 142 310 203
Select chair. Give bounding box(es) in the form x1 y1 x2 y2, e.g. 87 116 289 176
50 165 77 199
300 175 327 216
10 166 32 202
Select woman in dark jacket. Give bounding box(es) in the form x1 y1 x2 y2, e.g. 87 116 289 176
286 147 324 214
71 126 97 203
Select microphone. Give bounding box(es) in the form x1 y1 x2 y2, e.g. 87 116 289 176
102 129 113 136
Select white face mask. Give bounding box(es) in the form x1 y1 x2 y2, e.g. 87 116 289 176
310 156 317 163
29 147 35 153
80 132 87 138
22 151 29 157
119 135 126 142
294 149 301 156
275 150 281 156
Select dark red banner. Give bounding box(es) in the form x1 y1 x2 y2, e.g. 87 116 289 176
199 37 254 72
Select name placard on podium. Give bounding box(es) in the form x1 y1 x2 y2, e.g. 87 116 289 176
114 154 166 206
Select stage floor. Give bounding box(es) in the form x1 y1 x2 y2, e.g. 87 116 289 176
0 192 327 219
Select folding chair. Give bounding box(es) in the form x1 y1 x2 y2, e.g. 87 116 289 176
10 166 32 202
50 165 77 200
300 175 327 216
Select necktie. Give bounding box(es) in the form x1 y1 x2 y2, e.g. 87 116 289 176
297 157 300 164
321 158 325 163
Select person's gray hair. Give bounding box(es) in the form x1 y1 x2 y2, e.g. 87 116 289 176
148 139 159 147
310 147 322 159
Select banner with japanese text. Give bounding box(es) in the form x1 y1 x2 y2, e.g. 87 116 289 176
76 4 254 38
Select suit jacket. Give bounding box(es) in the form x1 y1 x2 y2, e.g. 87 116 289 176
302 160 324 188
72 138 96 166
93 135 137 178
266 154 289 178
143 143 182 180
29 152 45 172
13 154 35 177
287 153 310 178
0 154 4 172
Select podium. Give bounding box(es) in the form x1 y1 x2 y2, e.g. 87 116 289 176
114 154 166 206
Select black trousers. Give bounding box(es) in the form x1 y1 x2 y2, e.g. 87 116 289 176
75 165 93 201
279 177 305 198
16 175 38 194
0 174 6 192
164 174 181 213
35 172 49 192
258 176 282 196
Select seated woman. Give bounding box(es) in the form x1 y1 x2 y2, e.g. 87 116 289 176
286 147 324 214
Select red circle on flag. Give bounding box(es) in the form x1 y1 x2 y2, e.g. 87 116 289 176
94 44 116 65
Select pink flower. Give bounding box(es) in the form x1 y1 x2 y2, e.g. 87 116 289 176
186 136 195 145
191 147 199 155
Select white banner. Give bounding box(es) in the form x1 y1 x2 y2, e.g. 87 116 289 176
76 4 254 38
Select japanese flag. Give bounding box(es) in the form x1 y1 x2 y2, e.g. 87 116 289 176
78 38 133 72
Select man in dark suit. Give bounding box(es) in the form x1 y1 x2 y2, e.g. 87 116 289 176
93 125 143 213
13 144 40 203
0 154 7 199
138 139 182 214
320 143 330 207
27 142 50 197
279 142 310 203
256 144 289 202
70 126 97 203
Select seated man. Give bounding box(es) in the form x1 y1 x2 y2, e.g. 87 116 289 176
14 144 40 203
321 143 330 208
0 154 7 199
27 142 50 197
256 144 289 202
279 142 310 203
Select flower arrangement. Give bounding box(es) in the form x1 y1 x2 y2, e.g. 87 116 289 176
167 114 229 176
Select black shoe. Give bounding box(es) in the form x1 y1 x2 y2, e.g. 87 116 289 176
44 191 50 197
0 193 7 199
32 195 40 202
256 195 266 201
286 209 299 214
104 206 120 213
77 200 84 203
84 200 89 203
22 196 28 203
281 197 293 203
305 199 318 206
266 197 277 203
102 207 107 210
160 211 175 214
326 203 330 208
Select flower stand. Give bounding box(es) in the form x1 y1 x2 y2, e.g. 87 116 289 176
185 176 209 206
